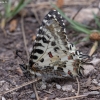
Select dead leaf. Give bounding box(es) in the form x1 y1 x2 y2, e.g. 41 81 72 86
56 0 64 8
9 19 17 32
90 32 100 41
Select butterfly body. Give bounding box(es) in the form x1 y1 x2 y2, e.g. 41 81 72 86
21 10 89 81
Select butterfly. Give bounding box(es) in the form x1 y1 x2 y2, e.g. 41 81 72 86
19 10 89 82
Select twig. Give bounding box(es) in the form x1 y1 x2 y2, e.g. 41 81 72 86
76 77 80 96
21 16 40 100
21 16 29 61
0 78 41 96
72 7 82 20
43 90 53 94
33 83 40 100
55 94 87 100
31 9 41 25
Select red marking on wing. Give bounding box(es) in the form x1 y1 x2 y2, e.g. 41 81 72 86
68 70 73 77
68 55 73 60
48 52 53 58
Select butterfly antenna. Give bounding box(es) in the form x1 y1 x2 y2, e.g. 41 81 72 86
15 50 26 65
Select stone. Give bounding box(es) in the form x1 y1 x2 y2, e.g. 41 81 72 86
83 64 94 75
2 97 6 100
62 85 73 91
41 83 46 90
56 84 61 90
30 93 35 99
97 83 100 86
92 79 98 84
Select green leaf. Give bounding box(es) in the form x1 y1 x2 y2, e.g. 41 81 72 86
5 0 12 18
73 21 91 29
71 25 91 34
81 37 89 42
7 0 31 21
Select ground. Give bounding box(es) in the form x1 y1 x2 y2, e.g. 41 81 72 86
0 0 100 100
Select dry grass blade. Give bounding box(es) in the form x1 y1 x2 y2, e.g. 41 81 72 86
1 19 6 36
33 84 40 100
21 16 40 99
90 86 100 90
55 94 87 100
21 16 29 61
31 9 41 25
76 77 80 96
0 78 41 96
89 41 98 56
43 90 53 94
72 7 82 20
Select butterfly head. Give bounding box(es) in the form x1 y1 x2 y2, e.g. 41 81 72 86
15 50 31 76
19 63 29 73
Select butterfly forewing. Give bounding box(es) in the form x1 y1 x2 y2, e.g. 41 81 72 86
28 10 89 78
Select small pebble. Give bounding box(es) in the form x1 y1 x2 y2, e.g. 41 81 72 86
0 80 5 86
41 84 46 90
30 93 35 99
28 47 33 53
2 97 6 100
97 83 100 86
72 89 75 93
62 85 73 91
92 79 98 84
83 65 94 75
56 84 61 90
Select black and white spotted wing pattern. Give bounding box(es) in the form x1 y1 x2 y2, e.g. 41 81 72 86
26 10 89 79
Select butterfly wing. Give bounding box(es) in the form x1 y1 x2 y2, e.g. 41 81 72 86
28 10 89 78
